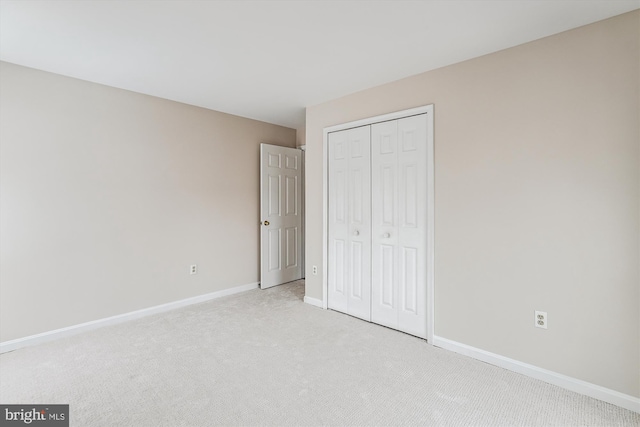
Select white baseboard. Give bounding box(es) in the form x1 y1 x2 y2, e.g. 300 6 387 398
303 295 323 308
432 335 640 413
0 282 260 354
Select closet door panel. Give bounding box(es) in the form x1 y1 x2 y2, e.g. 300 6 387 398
371 120 399 328
328 126 371 321
346 126 371 320
397 114 428 338
328 131 349 313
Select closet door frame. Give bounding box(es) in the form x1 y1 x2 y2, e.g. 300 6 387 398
322 105 435 343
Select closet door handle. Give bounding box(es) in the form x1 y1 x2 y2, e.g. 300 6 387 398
353 230 360 236
383 232 390 238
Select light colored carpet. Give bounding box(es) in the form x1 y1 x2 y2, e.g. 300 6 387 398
0 280 637 426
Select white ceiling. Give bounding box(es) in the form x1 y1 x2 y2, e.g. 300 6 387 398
1 1 638 129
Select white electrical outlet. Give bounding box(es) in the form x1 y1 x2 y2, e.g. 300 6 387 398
312 265 318 275
190 264 197 275
535 311 547 329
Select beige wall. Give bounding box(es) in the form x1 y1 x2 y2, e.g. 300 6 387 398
296 124 306 147
0 62 296 342
305 11 640 397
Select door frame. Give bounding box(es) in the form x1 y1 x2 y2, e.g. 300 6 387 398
322 105 435 343
300 145 306 278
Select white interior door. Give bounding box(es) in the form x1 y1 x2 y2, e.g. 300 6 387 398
260 144 303 289
328 126 371 321
371 114 428 338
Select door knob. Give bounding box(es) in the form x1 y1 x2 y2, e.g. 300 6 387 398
353 230 360 236
264 221 270 226
383 232 390 238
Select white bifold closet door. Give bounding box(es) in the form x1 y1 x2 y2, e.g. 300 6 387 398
327 126 371 321
327 114 428 339
371 115 428 338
